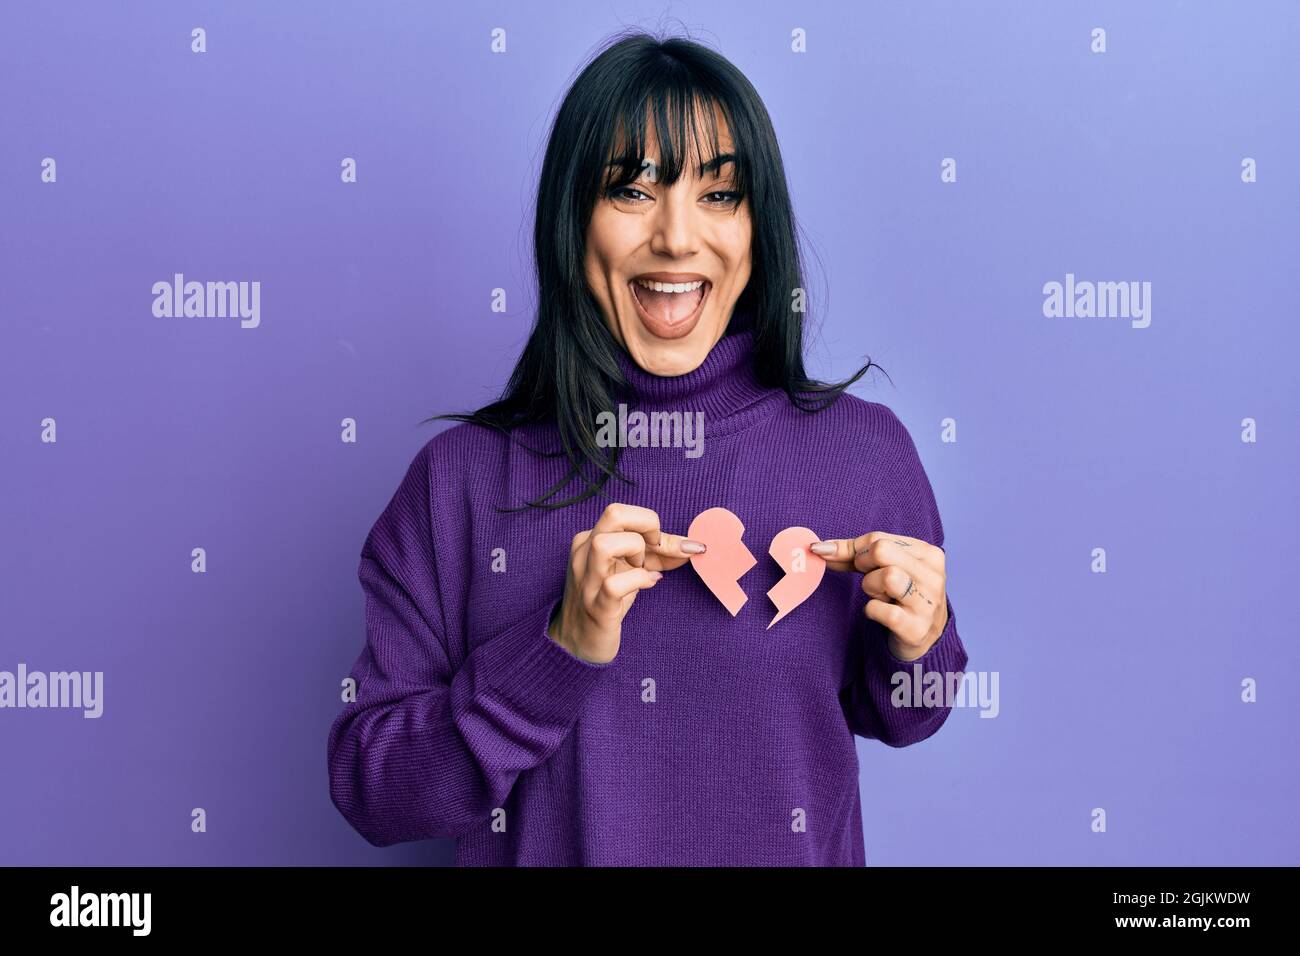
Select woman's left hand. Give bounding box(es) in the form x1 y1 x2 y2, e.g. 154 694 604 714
810 532 947 662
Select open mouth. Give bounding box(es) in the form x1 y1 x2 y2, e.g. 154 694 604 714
628 276 711 338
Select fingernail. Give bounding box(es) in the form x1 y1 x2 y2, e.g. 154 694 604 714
649 571 663 581
809 542 836 556
681 540 706 554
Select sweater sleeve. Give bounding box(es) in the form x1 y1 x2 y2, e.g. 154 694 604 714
839 409 970 747
327 442 614 847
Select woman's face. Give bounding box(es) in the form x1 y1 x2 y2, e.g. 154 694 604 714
584 108 753 377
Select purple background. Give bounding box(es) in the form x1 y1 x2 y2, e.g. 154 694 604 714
2 1 1297 866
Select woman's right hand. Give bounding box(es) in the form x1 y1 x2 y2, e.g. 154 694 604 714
548 503 705 664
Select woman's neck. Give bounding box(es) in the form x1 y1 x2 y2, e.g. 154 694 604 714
612 310 778 436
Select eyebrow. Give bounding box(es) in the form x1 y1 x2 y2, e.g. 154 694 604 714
699 152 736 177
604 152 736 178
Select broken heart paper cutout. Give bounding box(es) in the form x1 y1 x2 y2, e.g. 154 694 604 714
685 508 827 626
765 526 826 628
686 507 758 616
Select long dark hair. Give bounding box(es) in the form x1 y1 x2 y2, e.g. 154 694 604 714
427 29 884 511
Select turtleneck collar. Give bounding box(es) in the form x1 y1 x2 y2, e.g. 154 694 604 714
612 305 779 435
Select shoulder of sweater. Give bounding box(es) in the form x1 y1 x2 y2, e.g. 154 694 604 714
372 422 512 552
793 389 917 449
794 391 938 500
823 394 943 540
412 418 567 489
409 419 518 480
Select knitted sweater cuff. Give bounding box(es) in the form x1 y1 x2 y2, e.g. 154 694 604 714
451 598 614 730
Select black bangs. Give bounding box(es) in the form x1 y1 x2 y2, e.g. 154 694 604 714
596 82 752 206
427 29 883 512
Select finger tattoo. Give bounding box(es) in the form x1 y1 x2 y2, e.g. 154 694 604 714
857 539 912 556
897 577 935 608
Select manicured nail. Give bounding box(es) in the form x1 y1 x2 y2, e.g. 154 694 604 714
681 540 706 554
809 542 836 556
648 571 663 581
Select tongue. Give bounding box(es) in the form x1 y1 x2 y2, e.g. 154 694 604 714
637 284 703 325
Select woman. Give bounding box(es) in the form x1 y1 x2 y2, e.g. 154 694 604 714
327 30 968 866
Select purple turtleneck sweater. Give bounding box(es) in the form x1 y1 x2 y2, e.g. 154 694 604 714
327 321 968 865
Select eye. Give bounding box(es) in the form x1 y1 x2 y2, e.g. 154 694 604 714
703 190 743 208
607 185 650 203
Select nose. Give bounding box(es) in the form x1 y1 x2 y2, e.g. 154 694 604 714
648 188 700 260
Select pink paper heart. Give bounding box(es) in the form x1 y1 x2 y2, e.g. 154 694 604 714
687 507 758 616
766 527 826 628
